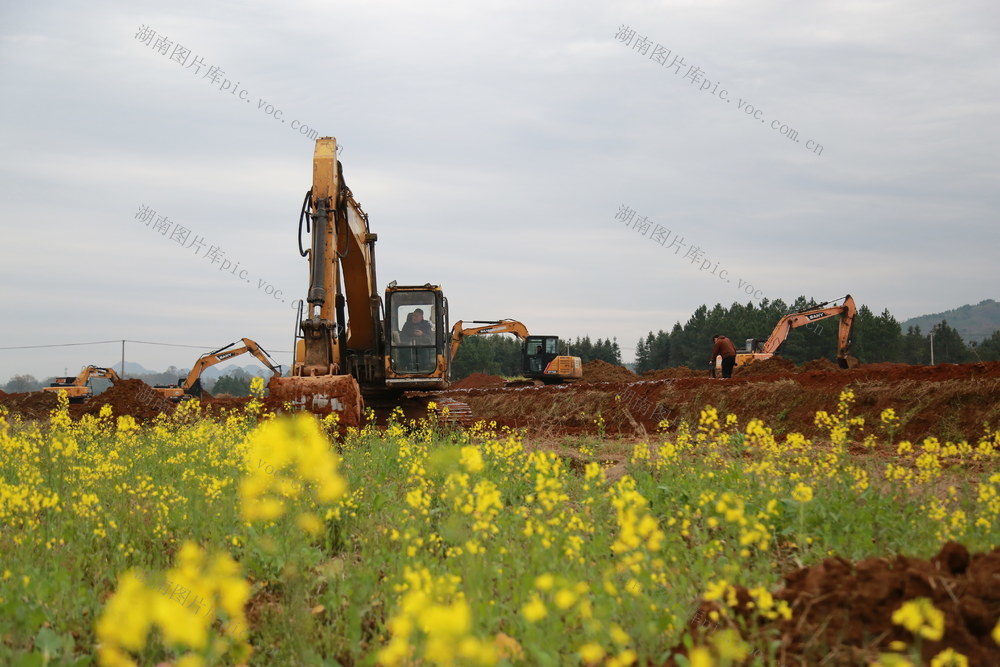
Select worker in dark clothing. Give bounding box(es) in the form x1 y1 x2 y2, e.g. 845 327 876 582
710 334 738 379
401 308 433 343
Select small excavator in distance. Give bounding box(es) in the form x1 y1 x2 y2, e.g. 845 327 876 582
721 294 858 372
43 366 120 403
269 137 458 425
153 338 282 401
450 319 583 383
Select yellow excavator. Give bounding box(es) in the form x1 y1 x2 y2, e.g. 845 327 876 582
43 366 120 403
722 294 858 372
269 137 457 425
450 319 583 383
153 338 282 401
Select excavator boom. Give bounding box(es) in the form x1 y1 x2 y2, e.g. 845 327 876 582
731 294 857 370
154 338 282 401
449 319 530 362
268 137 370 425
43 365 120 402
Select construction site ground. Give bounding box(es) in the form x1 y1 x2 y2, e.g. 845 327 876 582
3 359 998 446
436 359 1000 445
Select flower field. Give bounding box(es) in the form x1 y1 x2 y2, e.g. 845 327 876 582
1 384 999 666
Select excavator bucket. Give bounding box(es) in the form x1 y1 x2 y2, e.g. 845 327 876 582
839 355 860 370
267 375 364 428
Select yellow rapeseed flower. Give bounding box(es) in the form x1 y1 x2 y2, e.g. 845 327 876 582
297 512 324 536
930 648 968 667
578 643 605 664
891 597 944 641
460 446 484 474
239 414 347 524
689 646 714 667
710 628 749 661
96 572 153 652
792 483 814 503
522 594 547 622
554 588 578 610
534 573 555 591
872 653 914 667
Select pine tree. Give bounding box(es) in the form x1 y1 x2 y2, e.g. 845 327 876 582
971 330 1000 362
902 326 927 364
930 320 973 364
213 370 253 397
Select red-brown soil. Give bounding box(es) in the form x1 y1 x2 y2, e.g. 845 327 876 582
583 360 637 383
0 390 61 420
797 357 840 373
679 542 1000 665
641 366 705 380
435 361 1000 442
734 356 797 377
0 381 179 422
5 361 998 443
71 379 175 421
451 373 507 389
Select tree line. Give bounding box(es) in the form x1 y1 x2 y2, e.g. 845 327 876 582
634 297 1000 373
449 335 622 380
3 368 258 396
8 298 999 390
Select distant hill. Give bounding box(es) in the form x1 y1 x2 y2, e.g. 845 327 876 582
901 299 1000 342
107 361 276 379
200 363 277 380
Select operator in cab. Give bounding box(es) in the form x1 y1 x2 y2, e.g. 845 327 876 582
710 334 737 379
401 308 433 343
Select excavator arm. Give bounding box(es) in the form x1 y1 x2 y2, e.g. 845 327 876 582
180 338 282 396
94 367 120 382
449 319 530 361
755 295 857 368
295 138 382 377
43 365 119 402
268 137 371 424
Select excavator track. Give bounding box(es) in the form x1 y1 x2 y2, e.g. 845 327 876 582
433 397 474 426
382 391 474 428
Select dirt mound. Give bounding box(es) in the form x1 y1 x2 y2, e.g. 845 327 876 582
452 373 506 389
680 542 1000 665
798 358 840 373
445 361 1000 441
582 360 637 383
733 356 796 377
73 379 175 421
641 367 705 380
0 391 60 420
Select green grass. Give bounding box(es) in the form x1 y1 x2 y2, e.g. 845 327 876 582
0 393 997 665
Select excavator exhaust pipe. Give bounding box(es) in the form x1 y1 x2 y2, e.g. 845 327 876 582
267 375 364 428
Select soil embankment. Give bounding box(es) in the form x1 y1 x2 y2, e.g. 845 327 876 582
437 361 1000 442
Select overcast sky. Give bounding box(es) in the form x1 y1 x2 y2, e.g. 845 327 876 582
2 0 998 381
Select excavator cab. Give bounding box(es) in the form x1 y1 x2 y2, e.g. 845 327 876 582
524 335 558 375
385 284 449 388
523 336 583 383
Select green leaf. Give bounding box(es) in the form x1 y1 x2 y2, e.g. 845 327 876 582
14 651 44 667
33 627 61 657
